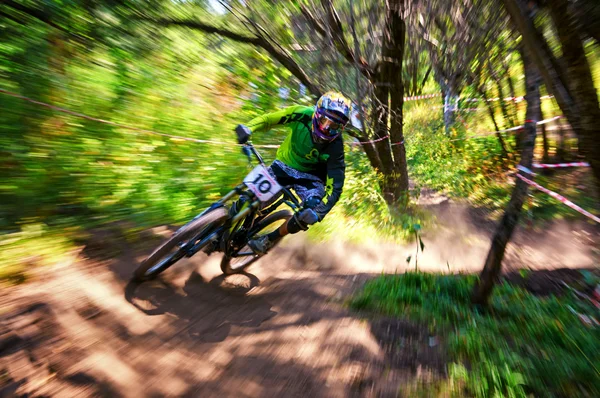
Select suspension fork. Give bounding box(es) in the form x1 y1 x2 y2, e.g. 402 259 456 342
231 200 260 224
217 195 260 251
218 184 246 205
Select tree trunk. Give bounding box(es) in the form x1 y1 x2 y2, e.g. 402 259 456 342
373 83 397 205
387 0 409 204
502 0 600 189
443 87 459 134
471 46 541 306
571 0 600 43
547 0 600 188
502 58 519 125
490 67 513 129
359 138 384 173
420 66 432 92
373 0 409 206
556 120 567 162
481 88 509 157
540 102 550 164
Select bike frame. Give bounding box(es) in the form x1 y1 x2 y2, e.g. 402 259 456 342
177 143 301 260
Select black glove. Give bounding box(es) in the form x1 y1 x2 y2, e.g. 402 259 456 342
235 124 251 144
241 145 252 161
303 196 321 209
298 208 320 225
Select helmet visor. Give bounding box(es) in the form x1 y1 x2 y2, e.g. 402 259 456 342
317 115 342 135
316 110 347 137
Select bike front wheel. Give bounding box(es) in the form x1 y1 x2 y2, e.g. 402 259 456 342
220 210 292 275
133 207 229 282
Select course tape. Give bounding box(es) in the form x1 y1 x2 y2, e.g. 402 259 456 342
516 173 600 223
431 105 482 112
517 165 536 176
533 162 590 169
350 135 405 147
463 95 554 103
0 88 285 149
404 93 441 102
451 115 562 142
405 94 554 103
401 93 553 103
1 88 407 149
0 88 563 150
349 134 390 146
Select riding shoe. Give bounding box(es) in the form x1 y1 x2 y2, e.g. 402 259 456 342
247 235 273 255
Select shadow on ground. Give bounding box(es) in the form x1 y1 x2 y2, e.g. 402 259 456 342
0 239 450 398
1 204 597 397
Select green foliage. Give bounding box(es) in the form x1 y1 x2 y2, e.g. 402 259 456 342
404 104 507 199
0 224 74 284
308 145 425 243
0 7 291 279
449 362 527 398
351 272 600 397
0 6 422 279
404 103 599 222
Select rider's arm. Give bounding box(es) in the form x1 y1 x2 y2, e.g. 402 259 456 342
314 139 345 220
245 106 305 134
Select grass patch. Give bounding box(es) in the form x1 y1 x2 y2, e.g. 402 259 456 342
350 272 600 397
308 145 426 244
404 104 599 224
0 223 75 284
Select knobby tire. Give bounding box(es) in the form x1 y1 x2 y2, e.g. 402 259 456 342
220 210 292 275
133 207 229 281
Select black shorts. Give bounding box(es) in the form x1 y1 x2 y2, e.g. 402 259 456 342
268 160 325 204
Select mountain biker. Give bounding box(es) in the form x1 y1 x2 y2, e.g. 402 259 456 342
235 91 351 254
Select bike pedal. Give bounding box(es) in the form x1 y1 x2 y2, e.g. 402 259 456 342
201 241 217 255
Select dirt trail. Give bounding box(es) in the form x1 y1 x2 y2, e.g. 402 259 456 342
1 198 597 397
0 249 423 397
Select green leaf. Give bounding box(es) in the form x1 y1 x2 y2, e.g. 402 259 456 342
419 236 425 252
580 270 598 285
519 269 529 278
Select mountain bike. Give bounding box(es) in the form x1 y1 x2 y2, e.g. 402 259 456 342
132 142 301 281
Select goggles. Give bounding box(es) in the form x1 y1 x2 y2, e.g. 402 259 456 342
316 111 347 136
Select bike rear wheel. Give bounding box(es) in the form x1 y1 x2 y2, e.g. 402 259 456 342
220 210 292 275
133 207 229 281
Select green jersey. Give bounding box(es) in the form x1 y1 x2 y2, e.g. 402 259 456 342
246 105 345 217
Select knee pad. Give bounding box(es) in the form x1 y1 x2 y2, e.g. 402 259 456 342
287 208 319 234
287 214 309 234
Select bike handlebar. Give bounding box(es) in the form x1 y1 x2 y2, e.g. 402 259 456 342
242 142 265 166
280 186 301 208
242 142 301 210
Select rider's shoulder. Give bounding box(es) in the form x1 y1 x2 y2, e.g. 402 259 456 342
286 105 313 115
276 105 313 122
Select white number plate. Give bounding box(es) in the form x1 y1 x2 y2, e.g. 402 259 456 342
243 165 282 203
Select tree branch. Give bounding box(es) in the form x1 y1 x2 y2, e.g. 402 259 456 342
142 17 260 45
420 65 432 88
2 0 84 40
299 6 327 37
501 0 577 117
142 17 321 98
300 1 373 79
